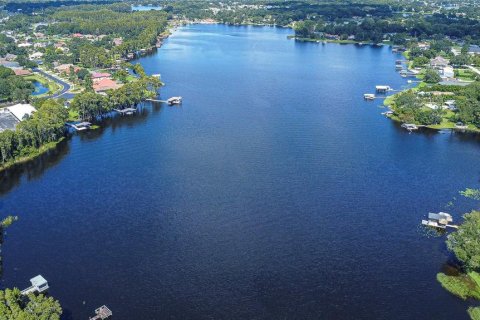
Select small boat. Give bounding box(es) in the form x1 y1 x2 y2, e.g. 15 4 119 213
167 96 182 105
363 93 375 100
401 123 418 131
381 110 394 116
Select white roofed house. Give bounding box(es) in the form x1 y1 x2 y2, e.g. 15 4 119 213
7 103 37 121
441 66 455 80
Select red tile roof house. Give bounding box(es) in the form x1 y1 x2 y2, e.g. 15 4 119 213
13 68 32 76
72 33 84 38
93 78 122 92
91 72 111 80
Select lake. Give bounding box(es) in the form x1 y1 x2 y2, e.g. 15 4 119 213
131 5 162 11
1 24 479 319
31 80 49 96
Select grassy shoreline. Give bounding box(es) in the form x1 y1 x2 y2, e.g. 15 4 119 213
382 82 480 133
0 137 65 173
286 35 376 45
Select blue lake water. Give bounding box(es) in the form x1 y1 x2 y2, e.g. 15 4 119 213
32 80 48 96
131 5 162 11
1 24 479 319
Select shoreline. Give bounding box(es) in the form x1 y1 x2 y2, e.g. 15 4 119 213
0 137 66 174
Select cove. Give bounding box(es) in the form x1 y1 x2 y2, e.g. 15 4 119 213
1 24 479 319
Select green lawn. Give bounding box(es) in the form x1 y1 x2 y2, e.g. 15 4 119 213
456 69 476 81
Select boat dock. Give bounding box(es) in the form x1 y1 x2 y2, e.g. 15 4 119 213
21 275 49 295
145 98 167 103
376 85 392 93
167 96 182 105
114 108 137 115
401 123 418 131
422 212 458 229
66 122 92 131
89 305 112 320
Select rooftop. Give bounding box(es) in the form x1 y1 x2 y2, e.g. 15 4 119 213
0 109 19 132
7 103 36 121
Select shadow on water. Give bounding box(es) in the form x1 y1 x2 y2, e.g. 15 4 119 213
0 103 165 196
0 138 71 196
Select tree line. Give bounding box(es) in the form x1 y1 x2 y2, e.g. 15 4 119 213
0 100 68 166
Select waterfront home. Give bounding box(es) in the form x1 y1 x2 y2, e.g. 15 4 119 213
93 78 122 92
430 56 449 69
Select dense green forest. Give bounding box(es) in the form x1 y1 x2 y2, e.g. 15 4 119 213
0 66 33 103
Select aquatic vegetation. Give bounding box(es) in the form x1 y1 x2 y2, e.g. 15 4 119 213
469 307 480 320
437 272 480 300
460 189 480 201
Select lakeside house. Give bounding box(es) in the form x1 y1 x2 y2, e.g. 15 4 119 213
93 78 122 92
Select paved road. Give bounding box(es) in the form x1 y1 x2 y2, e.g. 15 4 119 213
33 68 73 99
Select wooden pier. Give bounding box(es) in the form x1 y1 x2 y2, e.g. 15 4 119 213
89 305 112 320
66 122 91 131
145 98 167 103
